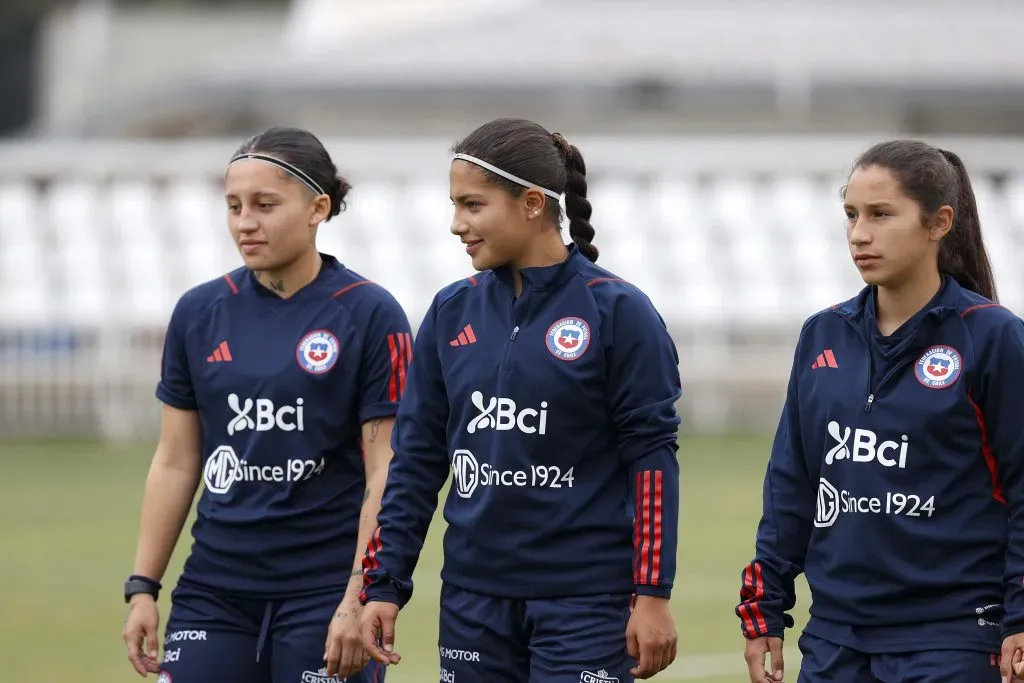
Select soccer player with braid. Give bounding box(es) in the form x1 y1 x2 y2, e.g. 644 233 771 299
358 117 684 682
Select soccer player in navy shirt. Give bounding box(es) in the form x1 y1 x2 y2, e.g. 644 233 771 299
357 118 683 682
736 140 1024 683
120 127 413 683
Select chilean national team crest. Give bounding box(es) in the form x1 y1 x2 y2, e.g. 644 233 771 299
915 345 962 389
546 316 591 361
296 329 340 375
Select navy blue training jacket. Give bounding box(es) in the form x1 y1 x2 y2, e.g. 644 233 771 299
361 245 682 605
736 276 1024 653
157 255 413 596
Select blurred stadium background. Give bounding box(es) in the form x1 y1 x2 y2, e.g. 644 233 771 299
2 0 1023 681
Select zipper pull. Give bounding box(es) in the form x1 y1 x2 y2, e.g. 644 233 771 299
864 393 875 412
510 326 519 341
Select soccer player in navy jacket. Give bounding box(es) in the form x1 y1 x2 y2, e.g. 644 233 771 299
736 140 1024 683
121 127 412 683
357 118 683 682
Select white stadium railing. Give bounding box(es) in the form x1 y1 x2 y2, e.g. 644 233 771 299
2 136 1024 440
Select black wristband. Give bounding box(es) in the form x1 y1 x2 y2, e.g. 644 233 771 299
124 575 162 603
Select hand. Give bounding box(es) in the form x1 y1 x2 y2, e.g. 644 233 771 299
123 594 163 677
324 599 370 678
744 635 785 683
626 595 678 679
1001 633 1024 682
359 600 402 666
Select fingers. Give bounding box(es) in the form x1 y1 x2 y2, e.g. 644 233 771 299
767 637 785 682
626 627 640 661
323 630 341 677
630 636 675 679
630 642 655 679
744 641 771 683
341 635 370 677
360 611 401 665
1002 642 1015 682
123 623 147 677
1012 647 1024 681
360 615 389 665
378 613 401 664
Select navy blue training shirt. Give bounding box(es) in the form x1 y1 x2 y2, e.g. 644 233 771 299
361 245 682 605
157 254 413 596
736 276 1024 653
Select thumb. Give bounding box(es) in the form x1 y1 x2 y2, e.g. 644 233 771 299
768 638 785 681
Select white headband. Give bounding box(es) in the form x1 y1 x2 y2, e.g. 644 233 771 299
229 152 326 197
452 153 562 201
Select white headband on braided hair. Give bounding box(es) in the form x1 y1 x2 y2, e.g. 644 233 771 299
452 153 562 201
229 152 326 197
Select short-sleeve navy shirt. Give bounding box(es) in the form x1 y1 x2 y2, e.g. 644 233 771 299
157 254 413 596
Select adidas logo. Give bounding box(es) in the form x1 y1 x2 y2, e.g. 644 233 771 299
207 340 233 363
811 349 838 370
449 324 477 347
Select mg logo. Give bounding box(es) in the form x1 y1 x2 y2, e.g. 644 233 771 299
204 445 240 494
814 477 840 528
227 394 305 435
466 391 548 435
451 449 479 499
824 420 908 468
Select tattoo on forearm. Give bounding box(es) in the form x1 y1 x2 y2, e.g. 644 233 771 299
363 488 370 503
368 419 382 443
351 568 362 577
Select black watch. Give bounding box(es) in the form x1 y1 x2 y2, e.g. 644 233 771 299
124 575 162 603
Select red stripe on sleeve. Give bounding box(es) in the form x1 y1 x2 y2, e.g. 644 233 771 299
396 333 409 398
633 473 643 584
751 562 769 633
639 471 652 583
969 392 1005 503
650 470 663 584
738 602 757 638
387 334 399 402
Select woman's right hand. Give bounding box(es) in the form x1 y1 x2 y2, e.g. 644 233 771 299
123 595 163 677
359 600 403 666
744 635 785 683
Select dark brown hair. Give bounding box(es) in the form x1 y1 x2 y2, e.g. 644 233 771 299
850 140 996 300
451 118 598 262
234 127 352 221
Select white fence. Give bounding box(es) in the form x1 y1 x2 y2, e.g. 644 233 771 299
3 135 1024 440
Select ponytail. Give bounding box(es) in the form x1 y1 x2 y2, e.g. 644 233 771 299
937 149 998 301
551 132 599 262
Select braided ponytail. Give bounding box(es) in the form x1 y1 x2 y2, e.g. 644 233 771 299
551 132 598 262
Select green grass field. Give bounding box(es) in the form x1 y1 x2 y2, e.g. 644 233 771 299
0 435 809 683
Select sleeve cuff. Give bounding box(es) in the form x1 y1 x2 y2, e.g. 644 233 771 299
359 402 400 424
635 584 672 599
359 584 400 606
155 385 196 411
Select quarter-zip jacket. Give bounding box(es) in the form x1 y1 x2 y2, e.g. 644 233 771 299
361 246 682 605
737 276 1024 653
